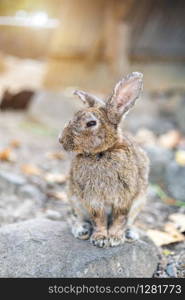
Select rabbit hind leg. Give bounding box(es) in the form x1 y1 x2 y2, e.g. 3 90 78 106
68 197 92 240
68 214 92 240
125 193 146 241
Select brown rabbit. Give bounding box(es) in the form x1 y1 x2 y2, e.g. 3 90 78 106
59 72 149 248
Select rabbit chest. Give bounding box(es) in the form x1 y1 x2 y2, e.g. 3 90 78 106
70 149 139 206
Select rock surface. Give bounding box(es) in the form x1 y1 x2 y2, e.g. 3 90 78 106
0 171 26 193
144 145 173 184
175 101 185 134
0 218 159 278
165 161 185 202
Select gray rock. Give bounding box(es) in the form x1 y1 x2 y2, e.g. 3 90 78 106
144 145 173 184
157 93 185 134
45 209 62 220
166 263 177 278
174 96 185 134
11 199 37 220
126 116 175 135
0 195 41 226
165 161 185 202
0 171 26 193
124 93 176 135
176 250 185 277
18 184 44 201
144 145 185 202
0 218 159 278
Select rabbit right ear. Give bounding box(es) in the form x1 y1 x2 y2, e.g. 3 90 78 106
106 72 143 124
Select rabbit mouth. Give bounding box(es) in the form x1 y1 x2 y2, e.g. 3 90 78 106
62 141 75 152
59 134 75 151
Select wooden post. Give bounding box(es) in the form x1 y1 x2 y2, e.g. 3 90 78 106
43 0 131 92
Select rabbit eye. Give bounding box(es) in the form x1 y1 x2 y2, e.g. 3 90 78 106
86 120 97 127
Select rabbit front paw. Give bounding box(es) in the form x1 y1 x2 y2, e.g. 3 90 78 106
90 231 109 248
108 230 125 247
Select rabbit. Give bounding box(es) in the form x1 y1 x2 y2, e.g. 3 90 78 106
59 72 149 248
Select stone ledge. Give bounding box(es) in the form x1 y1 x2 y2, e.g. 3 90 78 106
0 218 159 278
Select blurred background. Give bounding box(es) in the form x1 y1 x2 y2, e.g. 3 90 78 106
0 0 185 277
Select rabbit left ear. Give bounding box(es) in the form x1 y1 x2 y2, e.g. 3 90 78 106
73 90 105 107
106 72 143 124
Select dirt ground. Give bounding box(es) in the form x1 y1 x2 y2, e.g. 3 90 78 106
0 56 185 278
0 108 184 278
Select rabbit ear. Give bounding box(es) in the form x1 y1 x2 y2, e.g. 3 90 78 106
73 90 105 107
106 72 143 124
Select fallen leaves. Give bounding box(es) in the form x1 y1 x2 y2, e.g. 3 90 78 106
135 128 185 151
44 173 67 184
164 222 184 238
21 164 42 176
147 186 185 247
0 139 21 162
162 249 174 256
10 139 21 148
46 151 65 160
158 130 181 149
21 165 67 188
147 212 185 247
0 148 16 162
175 150 185 166
46 191 68 202
147 224 185 246
168 213 185 233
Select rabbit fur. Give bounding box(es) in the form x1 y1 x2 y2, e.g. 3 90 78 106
59 72 149 248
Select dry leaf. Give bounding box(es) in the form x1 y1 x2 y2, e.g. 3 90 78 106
168 213 185 233
21 164 42 176
10 139 21 148
175 150 185 166
162 249 174 256
47 191 68 202
0 148 16 162
163 197 177 206
46 152 64 160
147 223 185 246
158 130 181 149
44 173 67 184
164 222 184 235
